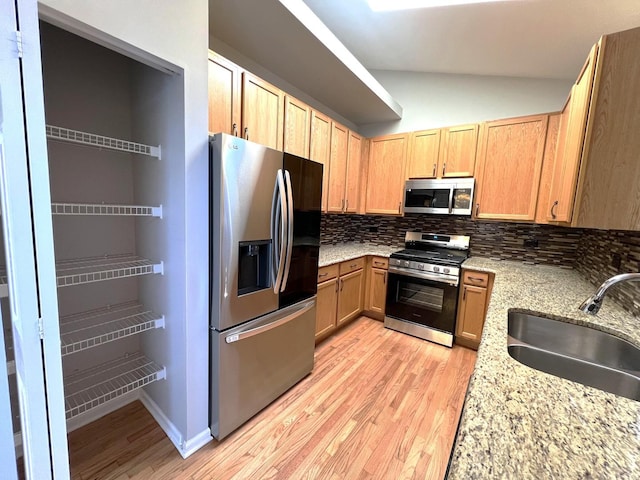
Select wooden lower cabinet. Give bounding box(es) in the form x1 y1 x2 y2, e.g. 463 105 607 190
337 269 364 326
316 277 338 341
364 256 389 320
455 270 494 350
314 258 368 343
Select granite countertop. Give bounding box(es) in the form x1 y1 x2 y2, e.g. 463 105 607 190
448 257 640 479
318 243 400 267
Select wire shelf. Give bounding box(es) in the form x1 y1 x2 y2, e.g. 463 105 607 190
52 202 162 218
60 302 164 356
56 254 163 288
46 125 161 159
64 352 165 420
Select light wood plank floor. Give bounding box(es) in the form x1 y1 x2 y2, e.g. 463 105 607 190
68 317 477 480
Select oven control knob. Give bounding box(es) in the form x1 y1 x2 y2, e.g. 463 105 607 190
403 260 410 267
443 267 450 274
433 266 440 272
417 263 424 270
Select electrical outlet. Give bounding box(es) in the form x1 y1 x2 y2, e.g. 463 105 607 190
524 238 539 248
611 253 622 269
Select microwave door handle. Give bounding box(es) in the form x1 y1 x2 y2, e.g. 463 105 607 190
271 169 287 293
280 170 294 292
448 188 454 214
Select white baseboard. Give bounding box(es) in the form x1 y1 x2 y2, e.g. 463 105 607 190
182 428 213 458
65 390 141 433
139 391 212 459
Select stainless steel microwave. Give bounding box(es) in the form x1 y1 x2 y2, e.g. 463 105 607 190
404 178 475 215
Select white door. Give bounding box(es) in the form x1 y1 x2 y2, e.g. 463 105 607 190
0 0 69 478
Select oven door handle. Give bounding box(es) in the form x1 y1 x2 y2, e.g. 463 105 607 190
388 266 459 287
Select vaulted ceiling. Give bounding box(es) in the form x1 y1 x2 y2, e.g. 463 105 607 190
209 0 640 125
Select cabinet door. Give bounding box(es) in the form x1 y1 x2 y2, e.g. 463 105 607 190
327 122 349 213
241 72 284 150
548 45 597 223
535 113 561 224
475 115 549 221
365 133 408 215
309 110 331 213
337 269 364 326
367 268 388 315
344 131 362 213
208 52 241 136
455 285 488 343
407 129 441 179
315 278 338 341
440 124 478 177
283 95 311 157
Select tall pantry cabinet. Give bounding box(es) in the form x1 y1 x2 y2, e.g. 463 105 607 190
1 0 210 476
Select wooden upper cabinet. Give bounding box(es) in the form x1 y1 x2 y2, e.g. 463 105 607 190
309 110 332 213
241 72 284 150
207 51 241 136
327 122 349 213
534 113 561 224
474 114 549 221
440 124 479 177
366 133 408 215
407 129 441 179
283 95 311 157
344 131 362 213
547 44 597 224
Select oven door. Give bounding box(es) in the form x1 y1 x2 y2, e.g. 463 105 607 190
385 268 459 335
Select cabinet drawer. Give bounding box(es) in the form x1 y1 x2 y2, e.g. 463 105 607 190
317 264 339 283
339 257 365 276
370 256 389 270
463 270 489 287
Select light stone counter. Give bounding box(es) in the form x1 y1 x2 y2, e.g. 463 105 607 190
318 243 400 267
448 257 640 479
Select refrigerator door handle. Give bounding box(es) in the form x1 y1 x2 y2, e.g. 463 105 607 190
280 169 294 291
225 300 315 344
270 169 288 293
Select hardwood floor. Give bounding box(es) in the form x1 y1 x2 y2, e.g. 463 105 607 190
68 317 477 480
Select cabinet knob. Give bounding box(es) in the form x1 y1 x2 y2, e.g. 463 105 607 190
340 279 344 292
232 123 238 136
432 163 436 177
244 127 249 140
550 200 558 219
398 202 402 214
442 162 446 176
475 203 480 217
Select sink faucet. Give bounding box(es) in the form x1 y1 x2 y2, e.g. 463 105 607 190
579 272 640 315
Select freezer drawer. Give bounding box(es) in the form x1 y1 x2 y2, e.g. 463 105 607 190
210 298 316 440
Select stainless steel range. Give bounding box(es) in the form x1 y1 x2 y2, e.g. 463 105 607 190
384 232 470 347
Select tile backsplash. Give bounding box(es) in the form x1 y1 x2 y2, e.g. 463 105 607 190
321 214 582 268
574 229 640 316
321 213 640 316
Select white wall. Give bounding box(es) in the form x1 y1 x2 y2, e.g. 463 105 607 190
37 0 210 452
360 70 572 137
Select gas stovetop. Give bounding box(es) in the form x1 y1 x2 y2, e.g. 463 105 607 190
388 232 470 280
390 248 467 267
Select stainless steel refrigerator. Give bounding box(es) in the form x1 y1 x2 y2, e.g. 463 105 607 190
209 133 322 440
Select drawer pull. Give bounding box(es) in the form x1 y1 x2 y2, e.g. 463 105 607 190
468 276 484 282
319 272 328 277
374 261 385 266
350 263 358 268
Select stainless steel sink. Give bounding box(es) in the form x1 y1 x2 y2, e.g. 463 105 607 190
507 311 640 401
